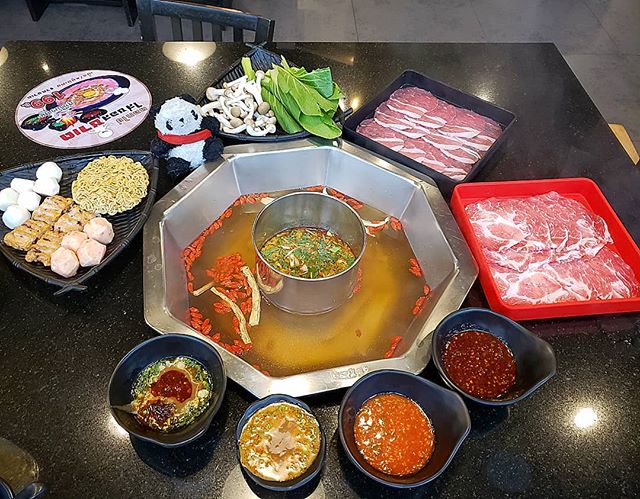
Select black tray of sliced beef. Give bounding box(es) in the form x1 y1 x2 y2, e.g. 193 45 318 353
342 70 516 195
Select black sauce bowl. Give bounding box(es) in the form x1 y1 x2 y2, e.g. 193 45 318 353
432 308 556 406
235 394 326 492
108 334 227 447
338 370 470 488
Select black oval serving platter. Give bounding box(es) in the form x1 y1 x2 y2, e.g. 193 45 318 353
0 150 159 295
199 44 351 143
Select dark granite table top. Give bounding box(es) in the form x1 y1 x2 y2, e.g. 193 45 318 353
0 41 638 498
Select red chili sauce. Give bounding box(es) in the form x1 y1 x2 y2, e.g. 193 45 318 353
354 393 435 476
150 369 193 402
442 330 516 399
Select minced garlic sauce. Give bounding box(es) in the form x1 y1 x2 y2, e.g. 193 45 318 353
238 402 321 482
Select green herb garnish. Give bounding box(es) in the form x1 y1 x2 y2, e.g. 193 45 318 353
260 227 355 278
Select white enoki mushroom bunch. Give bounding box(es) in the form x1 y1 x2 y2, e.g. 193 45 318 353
200 71 277 136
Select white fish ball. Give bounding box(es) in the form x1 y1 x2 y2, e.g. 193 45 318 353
17 191 41 212
33 178 60 197
0 188 19 211
2 205 30 229
10 178 35 194
36 161 63 181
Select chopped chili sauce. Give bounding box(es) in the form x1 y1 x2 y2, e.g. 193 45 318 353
150 369 193 403
354 393 435 476
442 330 516 399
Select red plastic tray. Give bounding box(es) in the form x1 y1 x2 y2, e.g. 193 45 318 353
450 178 640 320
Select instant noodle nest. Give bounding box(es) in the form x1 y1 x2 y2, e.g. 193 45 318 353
72 156 149 215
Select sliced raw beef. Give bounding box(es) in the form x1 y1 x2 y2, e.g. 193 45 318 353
405 114 446 129
420 130 465 150
356 85 504 180
403 138 470 179
466 191 639 306
454 108 502 138
357 119 405 151
456 134 496 152
442 146 481 164
431 101 458 123
391 87 439 113
438 124 480 138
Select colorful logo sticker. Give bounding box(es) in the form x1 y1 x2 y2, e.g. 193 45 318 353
15 70 152 149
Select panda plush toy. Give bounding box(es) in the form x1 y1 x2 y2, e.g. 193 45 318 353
150 95 224 179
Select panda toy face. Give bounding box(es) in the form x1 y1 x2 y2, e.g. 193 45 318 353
154 97 203 136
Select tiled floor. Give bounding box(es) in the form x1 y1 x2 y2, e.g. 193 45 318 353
0 0 638 149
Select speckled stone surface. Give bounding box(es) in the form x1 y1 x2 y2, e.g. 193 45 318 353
0 42 638 498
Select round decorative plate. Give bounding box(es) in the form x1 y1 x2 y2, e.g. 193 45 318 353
15 70 151 149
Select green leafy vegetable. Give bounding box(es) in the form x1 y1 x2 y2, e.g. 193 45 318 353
261 87 302 134
241 57 255 81
240 54 344 139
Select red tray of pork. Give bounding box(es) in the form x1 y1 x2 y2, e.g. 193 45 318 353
450 178 640 320
343 70 516 196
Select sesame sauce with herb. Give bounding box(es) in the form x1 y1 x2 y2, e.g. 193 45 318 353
354 393 435 476
260 227 356 279
442 331 516 399
131 357 212 431
239 402 321 482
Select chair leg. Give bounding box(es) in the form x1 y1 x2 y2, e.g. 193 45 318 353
123 0 138 26
25 0 50 21
609 123 639 165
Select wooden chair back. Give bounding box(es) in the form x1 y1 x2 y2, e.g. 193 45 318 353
137 0 275 42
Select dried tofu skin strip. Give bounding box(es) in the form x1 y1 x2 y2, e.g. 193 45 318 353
31 195 73 224
25 230 64 266
54 205 95 233
3 219 50 251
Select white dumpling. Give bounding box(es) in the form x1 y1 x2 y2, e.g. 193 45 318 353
51 247 79 278
83 217 114 244
10 178 35 194
0 188 19 211
17 191 41 212
61 231 88 252
77 239 106 267
2 205 30 229
33 178 60 197
36 161 63 181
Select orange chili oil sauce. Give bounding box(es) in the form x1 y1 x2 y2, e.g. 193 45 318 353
354 393 435 476
442 330 516 399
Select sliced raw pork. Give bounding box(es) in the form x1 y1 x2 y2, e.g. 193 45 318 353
491 247 640 305
466 192 612 264
466 191 639 306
